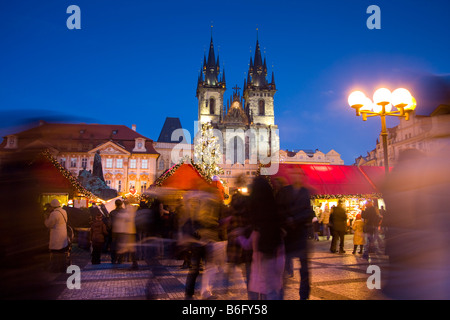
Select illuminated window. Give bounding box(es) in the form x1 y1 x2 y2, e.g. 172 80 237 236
141 159 148 169
70 158 77 168
116 158 123 168
209 98 215 114
258 100 265 115
130 159 137 169
81 158 88 169
106 158 113 168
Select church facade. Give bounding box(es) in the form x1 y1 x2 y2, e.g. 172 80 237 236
196 35 280 189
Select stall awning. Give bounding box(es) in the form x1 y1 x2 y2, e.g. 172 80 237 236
358 165 390 191
273 164 386 197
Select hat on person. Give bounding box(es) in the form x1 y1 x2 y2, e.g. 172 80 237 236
356 213 362 220
50 199 61 208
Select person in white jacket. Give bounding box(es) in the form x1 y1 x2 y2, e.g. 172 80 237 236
44 199 69 272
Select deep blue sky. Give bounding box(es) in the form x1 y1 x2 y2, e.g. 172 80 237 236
1 0 449 164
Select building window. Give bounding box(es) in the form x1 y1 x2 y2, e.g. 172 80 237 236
258 100 265 115
106 180 111 187
81 158 88 169
209 97 215 114
117 180 122 192
159 159 165 170
116 158 123 168
70 158 77 168
130 159 137 169
60 158 66 168
141 159 148 169
106 158 113 168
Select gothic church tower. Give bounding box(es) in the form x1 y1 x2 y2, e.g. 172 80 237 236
196 33 279 168
196 35 226 125
243 38 277 127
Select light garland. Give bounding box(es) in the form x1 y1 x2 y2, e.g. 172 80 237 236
40 149 98 200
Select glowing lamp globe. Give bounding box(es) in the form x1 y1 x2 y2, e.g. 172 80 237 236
391 88 412 107
372 103 383 113
360 97 373 112
404 96 417 111
348 91 367 108
373 88 391 105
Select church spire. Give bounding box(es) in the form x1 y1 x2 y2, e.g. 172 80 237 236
206 36 216 68
199 33 225 88
247 36 269 88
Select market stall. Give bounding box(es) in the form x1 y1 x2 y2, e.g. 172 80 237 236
271 163 387 231
147 162 226 205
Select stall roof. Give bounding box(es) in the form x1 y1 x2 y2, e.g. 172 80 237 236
153 163 212 190
358 165 391 191
273 164 386 197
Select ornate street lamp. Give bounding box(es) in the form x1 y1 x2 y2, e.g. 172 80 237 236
348 88 416 174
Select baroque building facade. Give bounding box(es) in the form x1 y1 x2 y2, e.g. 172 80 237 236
1 122 160 196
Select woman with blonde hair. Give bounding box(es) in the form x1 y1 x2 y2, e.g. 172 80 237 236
352 213 365 254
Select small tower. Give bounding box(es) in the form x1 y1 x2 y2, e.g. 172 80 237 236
196 34 226 125
243 37 276 126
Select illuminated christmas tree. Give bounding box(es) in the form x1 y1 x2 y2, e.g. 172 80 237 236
193 122 224 180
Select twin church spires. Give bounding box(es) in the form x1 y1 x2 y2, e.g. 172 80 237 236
197 34 276 92
197 32 277 127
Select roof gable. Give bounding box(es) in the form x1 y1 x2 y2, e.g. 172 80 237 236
88 141 130 155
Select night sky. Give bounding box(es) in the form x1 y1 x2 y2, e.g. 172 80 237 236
1 0 449 164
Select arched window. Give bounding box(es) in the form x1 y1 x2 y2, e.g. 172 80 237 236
226 136 244 164
258 99 265 115
209 98 215 115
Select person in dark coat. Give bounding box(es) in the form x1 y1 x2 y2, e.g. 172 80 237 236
329 200 348 253
276 167 315 300
109 199 125 264
361 199 381 259
90 212 108 264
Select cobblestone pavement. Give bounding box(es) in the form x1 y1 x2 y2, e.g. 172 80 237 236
53 235 390 300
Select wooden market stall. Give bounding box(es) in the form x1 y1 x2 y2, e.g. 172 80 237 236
271 163 388 225
147 162 226 204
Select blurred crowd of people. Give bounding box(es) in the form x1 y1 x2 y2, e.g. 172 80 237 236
4 144 448 301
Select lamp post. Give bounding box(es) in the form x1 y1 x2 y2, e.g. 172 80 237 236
348 88 416 175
